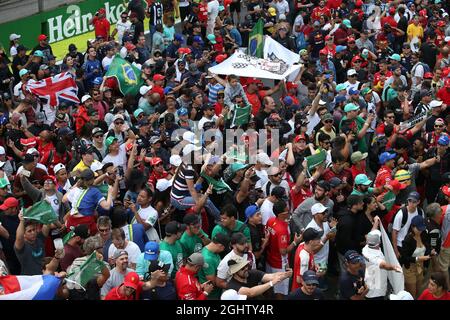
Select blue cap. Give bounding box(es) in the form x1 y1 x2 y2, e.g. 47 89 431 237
164 86 174 95
283 96 293 106
349 88 360 95
335 95 346 104
93 77 103 85
245 205 260 221
379 151 396 164
303 270 319 285
438 135 449 146
193 35 204 43
336 45 347 53
407 191 421 202
344 250 365 264
177 107 189 116
411 215 426 232
144 241 159 261
123 35 133 43
174 34 184 42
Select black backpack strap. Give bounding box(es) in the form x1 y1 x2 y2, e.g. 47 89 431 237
400 206 408 229
265 181 272 197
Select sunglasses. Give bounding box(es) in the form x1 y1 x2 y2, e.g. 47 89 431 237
44 180 54 184
94 134 104 138
114 121 124 125
435 125 444 128
348 75 356 77
98 228 110 233
348 41 355 44
324 120 333 123
386 116 395 119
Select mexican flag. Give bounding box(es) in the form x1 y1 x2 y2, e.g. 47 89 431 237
248 19 264 58
105 54 143 96
23 200 58 225
231 104 251 128
66 252 105 288
382 191 396 211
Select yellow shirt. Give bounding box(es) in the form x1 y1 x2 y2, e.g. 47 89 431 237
407 24 423 42
72 160 101 173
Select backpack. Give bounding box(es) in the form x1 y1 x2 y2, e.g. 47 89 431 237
388 206 424 233
412 62 431 75
296 32 308 51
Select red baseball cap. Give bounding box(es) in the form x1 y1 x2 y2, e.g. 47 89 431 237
294 134 307 143
150 157 163 166
437 21 446 27
98 8 106 15
445 78 450 87
442 185 450 197
325 35 333 41
389 7 396 14
215 54 228 63
125 43 136 51
38 34 47 41
319 48 328 55
390 179 407 192
247 77 262 85
20 137 37 147
355 0 363 6
43 175 57 185
0 197 19 211
286 82 299 90
153 74 165 81
123 272 140 290
423 72 433 79
348 36 356 42
419 9 427 17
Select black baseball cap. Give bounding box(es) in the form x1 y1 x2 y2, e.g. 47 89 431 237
183 214 200 225
271 186 288 200
165 221 186 235
73 224 90 239
22 153 36 164
230 232 247 245
213 233 231 248
80 168 95 180
302 228 323 242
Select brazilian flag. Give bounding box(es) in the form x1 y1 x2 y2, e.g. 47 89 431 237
248 19 264 58
105 54 143 96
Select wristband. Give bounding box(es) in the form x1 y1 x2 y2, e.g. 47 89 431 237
269 281 273 287
203 291 209 296
320 240 325 246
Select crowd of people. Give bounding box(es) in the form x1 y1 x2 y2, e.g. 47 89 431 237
0 0 450 301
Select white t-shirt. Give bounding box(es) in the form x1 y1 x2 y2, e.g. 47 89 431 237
344 81 361 95
46 193 60 215
392 208 418 247
275 1 290 16
207 0 220 22
261 180 290 198
102 56 114 71
216 250 256 281
411 63 424 89
260 199 275 226
115 20 132 44
17 164 48 175
10 46 17 57
108 241 141 265
362 245 388 298
132 205 160 242
254 169 269 189
198 116 218 131
306 112 320 135
306 219 331 266
13 82 25 100
102 143 127 171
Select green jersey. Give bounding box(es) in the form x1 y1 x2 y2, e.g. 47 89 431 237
198 246 222 299
179 230 208 257
159 239 185 278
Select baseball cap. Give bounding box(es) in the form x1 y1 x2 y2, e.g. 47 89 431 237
73 224 89 239
349 88 360 95
317 180 331 192
355 174 372 186
213 233 231 248
411 215 426 232
344 250 365 264
113 250 128 260
81 95 92 103
33 50 44 58
0 178 10 189
90 161 103 173
268 7 276 16
93 77 103 85
294 133 307 143
329 177 343 188
123 272 140 290
193 35 204 43
407 191 420 202
148 260 171 273
105 136 118 150
207 34 216 44
144 241 159 261
303 228 323 242
228 257 250 275
38 34 47 41
22 153 36 164
379 152 396 164
342 19 352 28
221 289 247 300
0 146 5 155
336 45 347 53
336 83 348 91
430 100 444 108
177 107 189 116
438 135 449 146
183 214 200 226
344 103 359 112
389 54 401 62
390 290 414 300
311 203 328 215
245 205 260 221
271 186 288 201
367 230 382 246
19 69 29 77
80 168 95 180
360 87 372 96
423 72 434 79
53 163 66 175
395 169 411 183
347 69 357 76
0 197 19 211
153 74 165 81
92 127 104 137
174 34 184 42
256 152 273 166
420 89 432 98
165 221 186 236
351 151 368 164
303 270 320 285
187 252 208 268
170 155 182 167
335 95 346 104
435 118 445 126
9 33 21 41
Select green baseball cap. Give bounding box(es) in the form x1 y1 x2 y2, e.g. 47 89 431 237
342 19 352 28
207 34 216 44
33 50 45 58
336 83 348 92
360 87 372 96
355 174 372 186
230 163 247 173
105 136 118 150
0 178 10 189
344 103 360 112
133 108 144 118
389 53 401 62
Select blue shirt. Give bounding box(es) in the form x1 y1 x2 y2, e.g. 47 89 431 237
136 250 174 278
229 28 242 47
76 187 105 216
140 280 177 300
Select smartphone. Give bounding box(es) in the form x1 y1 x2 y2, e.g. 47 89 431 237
22 169 31 177
53 238 64 251
118 166 124 177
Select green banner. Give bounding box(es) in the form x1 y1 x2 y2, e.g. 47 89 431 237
66 252 105 287
382 191 396 211
23 200 58 225
231 104 251 128
305 149 327 173
105 54 143 96
248 19 264 58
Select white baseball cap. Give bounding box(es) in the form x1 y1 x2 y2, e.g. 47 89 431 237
0 146 5 155
170 155 182 167
26 148 39 155
182 131 199 144
389 290 414 300
53 163 66 174
256 152 273 166
182 143 202 155
311 203 328 215
430 100 444 108
156 178 173 192
9 34 21 41
139 85 152 96
347 69 357 76
221 289 247 300
81 95 92 103
91 161 103 172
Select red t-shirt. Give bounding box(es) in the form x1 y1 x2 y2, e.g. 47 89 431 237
350 163 366 180
92 17 110 39
246 90 267 116
418 289 450 300
37 139 55 161
437 87 450 105
198 4 208 23
290 186 313 211
265 217 290 269
381 16 397 28
292 243 315 291
373 71 393 90
311 7 331 21
375 165 393 189
104 284 142 300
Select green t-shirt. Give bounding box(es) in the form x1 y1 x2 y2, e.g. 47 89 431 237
211 220 251 244
198 246 222 299
159 239 185 278
179 230 207 257
339 115 368 153
351 187 374 196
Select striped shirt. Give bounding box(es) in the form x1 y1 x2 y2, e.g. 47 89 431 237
207 83 225 104
170 164 196 201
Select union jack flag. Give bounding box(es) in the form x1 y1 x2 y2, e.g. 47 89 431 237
26 72 80 107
